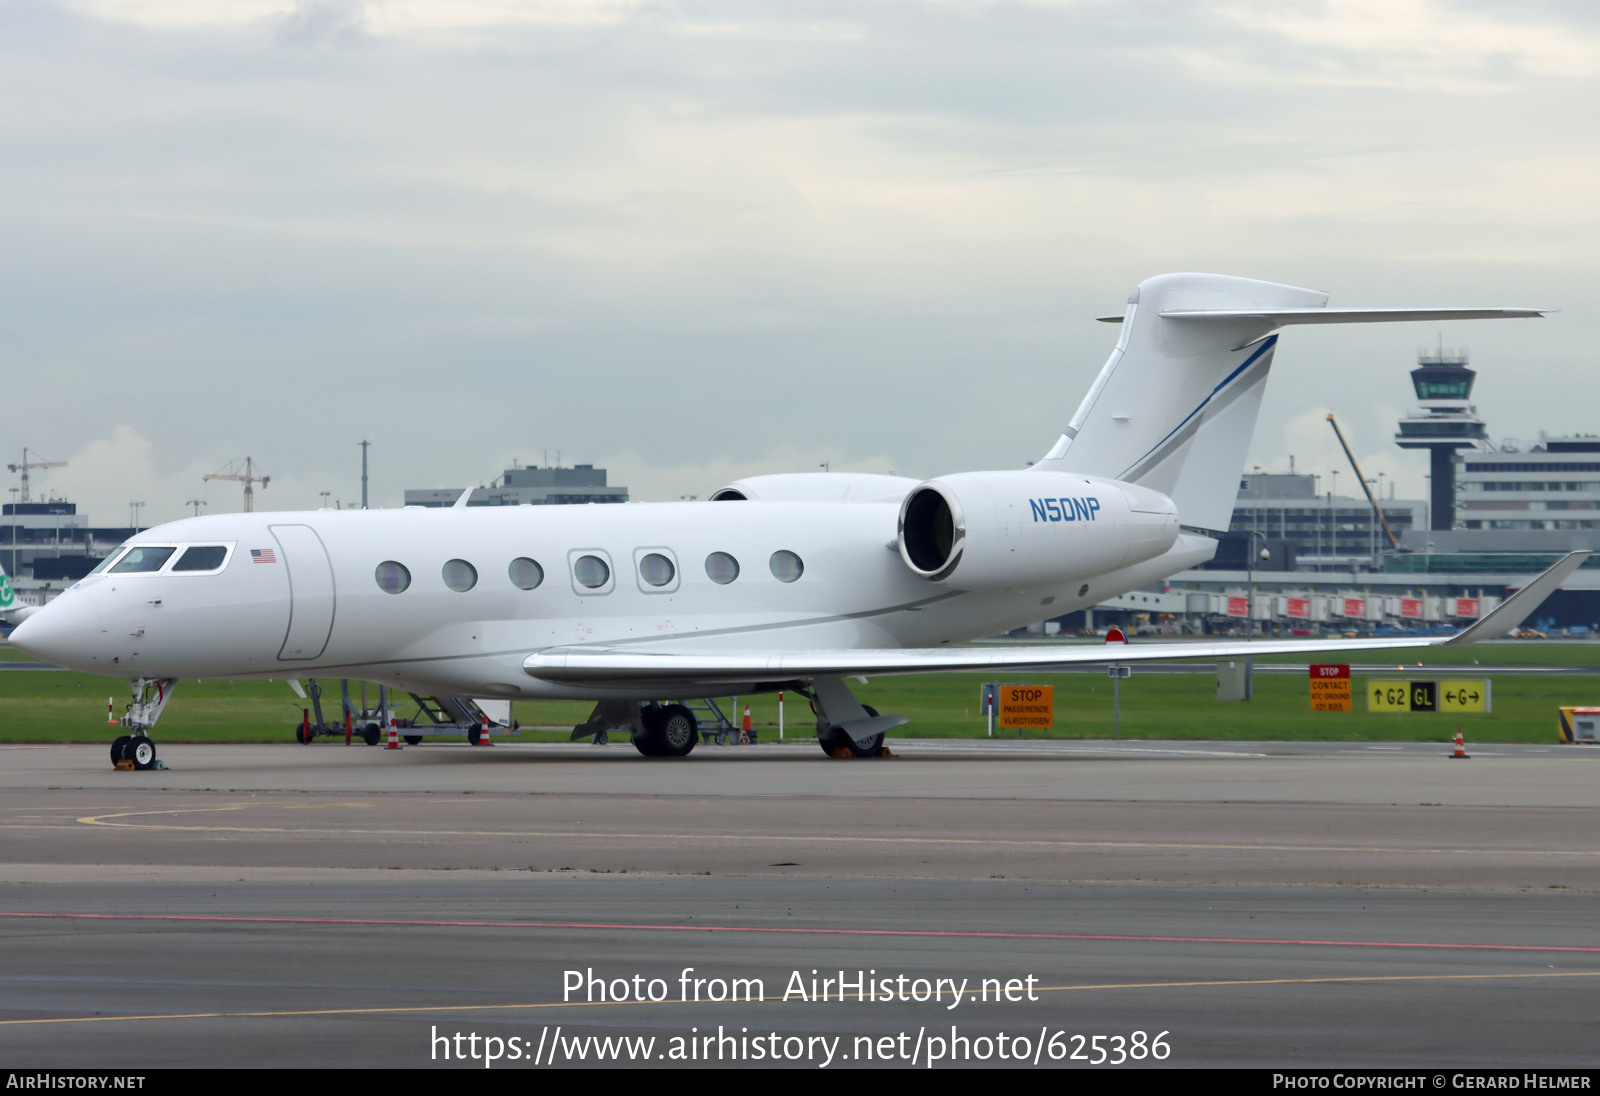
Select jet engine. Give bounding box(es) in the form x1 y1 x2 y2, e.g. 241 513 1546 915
896 470 1178 587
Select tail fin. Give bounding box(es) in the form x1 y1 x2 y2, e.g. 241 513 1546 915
1034 272 1543 532
0 559 27 623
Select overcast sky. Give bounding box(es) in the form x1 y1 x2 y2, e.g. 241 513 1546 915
5 0 1598 526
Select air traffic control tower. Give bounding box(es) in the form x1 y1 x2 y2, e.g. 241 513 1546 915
1394 346 1487 531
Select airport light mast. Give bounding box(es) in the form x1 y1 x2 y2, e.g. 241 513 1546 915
203 457 270 513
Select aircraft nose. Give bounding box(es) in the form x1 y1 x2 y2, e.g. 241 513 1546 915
9 593 104 669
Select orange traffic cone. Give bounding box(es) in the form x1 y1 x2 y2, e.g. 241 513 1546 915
1449 729 1470 759
477 712 494 746
386 722 403 750
740 705 752 745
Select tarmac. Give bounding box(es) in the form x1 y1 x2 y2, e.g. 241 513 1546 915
3 738 1599 1069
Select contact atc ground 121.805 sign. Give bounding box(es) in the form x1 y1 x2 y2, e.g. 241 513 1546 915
1309 664 1351 712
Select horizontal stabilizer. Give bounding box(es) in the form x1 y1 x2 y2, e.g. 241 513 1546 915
1159 307 1547 325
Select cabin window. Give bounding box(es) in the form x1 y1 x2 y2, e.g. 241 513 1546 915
375 561 411 594
509 557 544 590
638 552 675 588
705 552 740 585
573 554 610 589
769 550 804 583
442 559 478 592
173 546 228 572
110 546 176 574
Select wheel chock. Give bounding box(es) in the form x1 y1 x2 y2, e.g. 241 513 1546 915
153 760 168 770
879 747 895 759
830 746 854 759
114 760 135 771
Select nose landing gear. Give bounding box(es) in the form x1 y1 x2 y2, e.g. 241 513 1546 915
107 676 176 771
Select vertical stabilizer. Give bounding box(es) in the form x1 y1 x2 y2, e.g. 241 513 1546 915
1034 273 1326 531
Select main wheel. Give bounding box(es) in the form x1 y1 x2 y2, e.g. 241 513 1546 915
362 724 382 746
818 705 885 758
126 737 157 771
633 707 664 757
655 704 699 758
110 735 131 767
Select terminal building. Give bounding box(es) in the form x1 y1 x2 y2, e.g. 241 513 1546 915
404 462 627 508
2 500 136 607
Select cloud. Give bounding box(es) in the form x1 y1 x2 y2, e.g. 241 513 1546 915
6 0 1595 528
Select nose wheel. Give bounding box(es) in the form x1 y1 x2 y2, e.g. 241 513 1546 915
110 734 159 770
107 676 176 770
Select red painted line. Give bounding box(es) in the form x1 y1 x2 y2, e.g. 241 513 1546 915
2 910 1596 954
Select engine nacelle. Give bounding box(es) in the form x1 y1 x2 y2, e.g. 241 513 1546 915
897 470 1179 587
710 472 920 503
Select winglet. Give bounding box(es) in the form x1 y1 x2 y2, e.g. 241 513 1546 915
1444 551 1591 645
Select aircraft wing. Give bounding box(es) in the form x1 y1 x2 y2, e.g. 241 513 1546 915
524 552 1589 687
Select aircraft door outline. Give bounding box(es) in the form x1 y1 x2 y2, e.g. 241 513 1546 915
271 524 336 661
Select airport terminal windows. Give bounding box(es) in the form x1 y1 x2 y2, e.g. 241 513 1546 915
705 552 740 585
111 546 175 573
173 546 228 572
573 554 610 589
769 550 804 583
375 561 411 594
638 552 675 588
508 557 544 590
442 559 478 592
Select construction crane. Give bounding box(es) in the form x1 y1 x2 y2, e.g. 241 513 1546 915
1326 413 1402 551
7 448 67 504
203 457 270 513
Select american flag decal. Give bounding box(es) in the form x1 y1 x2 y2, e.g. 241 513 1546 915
251 548 277 564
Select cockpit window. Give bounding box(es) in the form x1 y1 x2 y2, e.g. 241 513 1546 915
110 546 177 574
173 546 229 572
88 548 129 575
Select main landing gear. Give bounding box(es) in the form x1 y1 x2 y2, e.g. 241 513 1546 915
808 676 908 760
568 699 700 757
108 677 176 770
635 703 699 758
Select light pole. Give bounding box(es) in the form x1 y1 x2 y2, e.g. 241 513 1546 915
7 487 17 579
129 501 145 531
1330 469 1339 567
185 499 207 518
1245 531 1269 700
319 491 331 509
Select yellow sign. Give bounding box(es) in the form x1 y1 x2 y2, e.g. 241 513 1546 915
1439 681 1490 713
999 685 1054 730
1367 680 1491 713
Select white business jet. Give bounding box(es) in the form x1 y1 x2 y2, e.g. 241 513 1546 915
10 273 1583 768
